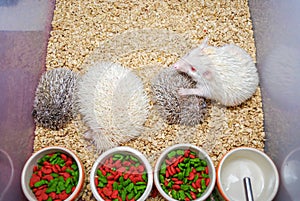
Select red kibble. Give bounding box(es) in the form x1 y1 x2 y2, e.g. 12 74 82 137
33 165 39 172
103 187 113 197
187 173 195 180
58 191 69 200
172 185 181 190
205 166 209 174
60 153 67 161
174 180 183 185
29 174 40 187
65 160 73 166
42 174 53 181
59 172 71 179
196 178 201 188
123 161 131 166
137 165 145 172
41 167 52 175
95 177 99 186
189 154 196 159
205 178 210 186
37 170 42 178
111 190 118 199
49 192 56 199
190 191 197 200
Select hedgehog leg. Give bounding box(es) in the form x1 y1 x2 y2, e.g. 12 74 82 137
178 87 210 98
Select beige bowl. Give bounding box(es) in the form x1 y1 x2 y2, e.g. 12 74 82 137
154 144 216 201
21 146 85 201
217 147 279 201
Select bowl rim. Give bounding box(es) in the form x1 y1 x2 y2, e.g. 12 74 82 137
153 143 216 201
216 147 279 201
21 146 85 201
89 146 153 201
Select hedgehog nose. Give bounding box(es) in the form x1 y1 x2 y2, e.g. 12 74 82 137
174 64 178 69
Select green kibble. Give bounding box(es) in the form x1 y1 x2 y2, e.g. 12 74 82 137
46 197 52 201
121 190 127 201
34 180 47 188
66 184 72 194
159 174 165 183
126 183 134 192
72 163 78 170
98 176 107 184
201 160 207 166
185 191 193 200
130 155 139 162
97 169 103 177
171 189 177 199
127 192 134 200
113 181 118 190
98 181 105 188
179 190 186 200
196 166 205 171
142 173 147 181
167 150 176 159
134 191 142 200
176 149 185 155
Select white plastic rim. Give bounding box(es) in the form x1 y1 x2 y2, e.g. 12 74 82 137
21 146 85 201
154 143 216 201
217 147 279 201
90 146 153 201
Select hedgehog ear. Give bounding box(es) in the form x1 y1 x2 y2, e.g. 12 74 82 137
203 70 212 80
198 37 209 51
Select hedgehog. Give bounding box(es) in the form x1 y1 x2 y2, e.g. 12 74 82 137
32 68 79 130
151 67 207 126
77 61 149 153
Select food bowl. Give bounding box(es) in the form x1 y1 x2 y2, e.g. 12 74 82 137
154 144 216 201
217 147 279 201
90 146 153 201
21 146 85 201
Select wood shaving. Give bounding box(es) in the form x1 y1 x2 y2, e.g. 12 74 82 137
34 0 265 200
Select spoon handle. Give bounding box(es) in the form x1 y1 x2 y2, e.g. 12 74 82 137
243 177 254 201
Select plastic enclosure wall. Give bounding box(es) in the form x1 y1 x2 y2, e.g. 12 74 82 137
249 0 300 200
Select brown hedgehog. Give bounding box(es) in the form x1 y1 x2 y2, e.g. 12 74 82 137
32 68 79 130
151 67 207 126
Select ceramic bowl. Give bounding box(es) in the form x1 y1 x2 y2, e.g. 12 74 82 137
90 146 153 201
217 147 279 201
154 144 216 201
21 146 85 201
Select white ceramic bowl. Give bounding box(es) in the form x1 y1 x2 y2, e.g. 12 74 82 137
154 144 216 201
217 147 279 201
90 146 153 201
21 146 85 201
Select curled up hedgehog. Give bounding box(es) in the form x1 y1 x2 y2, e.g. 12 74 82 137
32 68 79 130
151 67 208 126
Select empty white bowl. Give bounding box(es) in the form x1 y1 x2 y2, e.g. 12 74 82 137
217 147 279 201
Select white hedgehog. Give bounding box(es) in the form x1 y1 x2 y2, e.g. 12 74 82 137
173 38 259 106
77 61 149 152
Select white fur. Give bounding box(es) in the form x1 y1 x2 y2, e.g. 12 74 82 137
174 38 259 106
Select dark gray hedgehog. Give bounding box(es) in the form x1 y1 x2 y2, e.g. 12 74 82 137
151 67 207 126
32 68 79 130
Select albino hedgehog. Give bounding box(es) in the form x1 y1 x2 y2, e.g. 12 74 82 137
173 38 259 106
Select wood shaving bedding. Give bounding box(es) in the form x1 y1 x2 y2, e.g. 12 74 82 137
34 0 265 200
